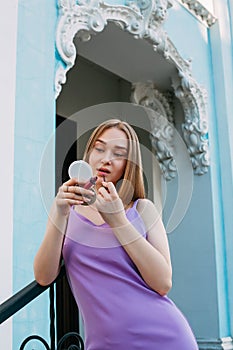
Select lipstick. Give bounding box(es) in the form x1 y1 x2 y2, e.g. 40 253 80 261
83 176 98 189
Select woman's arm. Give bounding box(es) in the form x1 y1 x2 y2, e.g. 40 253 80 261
34 178 94 286
33 202 68 286
96 183 172 296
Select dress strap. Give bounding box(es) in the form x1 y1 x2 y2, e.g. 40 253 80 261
132 198 140 209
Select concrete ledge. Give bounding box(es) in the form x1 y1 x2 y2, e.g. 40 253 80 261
197 337 233 350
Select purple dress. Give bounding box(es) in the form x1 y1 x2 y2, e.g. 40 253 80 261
63 201 198 350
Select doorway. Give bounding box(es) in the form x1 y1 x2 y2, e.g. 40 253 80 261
55 55 154 341
55 115 80 341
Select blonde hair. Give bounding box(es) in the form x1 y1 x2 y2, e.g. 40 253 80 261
83 119 145 205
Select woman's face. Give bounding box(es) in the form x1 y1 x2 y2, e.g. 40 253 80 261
88 127 128 189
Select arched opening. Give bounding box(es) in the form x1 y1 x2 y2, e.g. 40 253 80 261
54 0 209 341
55 21 169 340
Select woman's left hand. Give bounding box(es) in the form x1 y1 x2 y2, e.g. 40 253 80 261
95 182 127 227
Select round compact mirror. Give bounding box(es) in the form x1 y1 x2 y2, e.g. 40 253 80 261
68 160 93 182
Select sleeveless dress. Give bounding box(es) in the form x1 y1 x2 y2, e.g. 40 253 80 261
62 200 198 350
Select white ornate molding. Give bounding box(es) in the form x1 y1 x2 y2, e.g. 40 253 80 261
176 0 217 27
197 337 233 350
171 69 210 175
131 79 210 178
131 82 177 180
55 0 210 177
55 0 174 98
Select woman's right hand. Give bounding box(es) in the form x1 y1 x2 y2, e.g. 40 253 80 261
55 178 95 217
34 178 95 286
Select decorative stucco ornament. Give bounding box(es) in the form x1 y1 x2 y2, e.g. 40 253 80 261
55 0 210 177
177 0 216 27
55 0 174 98
171 69 210 175
131 82 176 181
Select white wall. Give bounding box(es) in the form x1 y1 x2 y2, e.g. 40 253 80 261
0 2 18 348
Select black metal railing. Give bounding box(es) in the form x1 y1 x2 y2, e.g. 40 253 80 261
0 265 84 349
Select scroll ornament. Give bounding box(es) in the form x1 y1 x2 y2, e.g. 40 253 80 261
171 69 210 175
55 0 210 177
131 82 177 181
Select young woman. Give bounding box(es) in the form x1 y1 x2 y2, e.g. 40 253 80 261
34 119 198 349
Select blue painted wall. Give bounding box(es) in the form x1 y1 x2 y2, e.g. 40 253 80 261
164 1 233 339
13 1 57 348
12 0 233 347
209 0 233 337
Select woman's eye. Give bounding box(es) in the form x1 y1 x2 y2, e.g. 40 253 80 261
114 153 125 158
95 147 104 152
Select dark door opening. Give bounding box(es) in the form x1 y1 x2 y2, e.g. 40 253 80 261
55 115 80 342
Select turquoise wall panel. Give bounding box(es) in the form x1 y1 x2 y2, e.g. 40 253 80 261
208 1 233 335
164 0 232 339
13 0 57 348
12 0 233 346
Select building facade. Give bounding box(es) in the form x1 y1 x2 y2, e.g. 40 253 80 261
1 0 233 349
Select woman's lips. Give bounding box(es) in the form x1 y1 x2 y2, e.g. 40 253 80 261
97 169 110 180
97 170 109 176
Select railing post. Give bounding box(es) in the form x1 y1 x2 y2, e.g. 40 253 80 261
57 332 84 350
0 265 85 349
49 284 56 350
19 335 50 350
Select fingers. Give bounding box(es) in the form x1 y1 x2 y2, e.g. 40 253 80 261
58 181 95 205
96 181 124 215
97 186 111 200
57 187 85 205
62 177 91 190
63 178 81 186
98 181 118 199
62 184 94 197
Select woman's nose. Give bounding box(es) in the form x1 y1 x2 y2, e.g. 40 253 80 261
101 151 112 164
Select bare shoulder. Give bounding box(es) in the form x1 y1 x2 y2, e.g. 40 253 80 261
136 198 160 215
136 198 163 231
